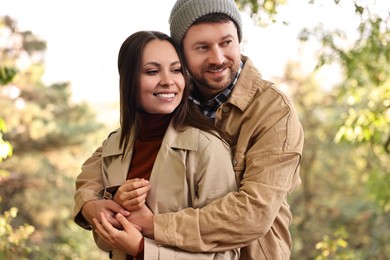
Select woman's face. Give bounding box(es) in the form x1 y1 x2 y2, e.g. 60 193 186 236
138 39 185 114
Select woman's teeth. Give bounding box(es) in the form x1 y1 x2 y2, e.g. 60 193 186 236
156 93 175 98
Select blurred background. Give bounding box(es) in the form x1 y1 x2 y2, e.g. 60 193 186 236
1 0 389 259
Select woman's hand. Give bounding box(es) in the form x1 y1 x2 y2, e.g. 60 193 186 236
114 178 151 211
126 204 155 239
93 212 143 256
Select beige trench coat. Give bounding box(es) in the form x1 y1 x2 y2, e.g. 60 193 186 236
77 123 240 260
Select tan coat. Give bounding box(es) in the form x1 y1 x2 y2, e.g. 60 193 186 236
152 57 304 260
75 123 240 259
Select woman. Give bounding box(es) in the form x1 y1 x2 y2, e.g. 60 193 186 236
85 31 239 259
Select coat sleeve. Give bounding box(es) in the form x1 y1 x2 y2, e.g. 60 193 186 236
73 144 104 229
153 104 304 252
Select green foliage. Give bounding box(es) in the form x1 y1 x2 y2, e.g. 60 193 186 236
287 59 390 259
0 201 36 260
234 0 287 25
333 16 390 152
0 66 17 85
317 3 390 211
314 228 355 260
0 118 12 163
0 15 108 259
366 167 390 211
0 64 16 163
284 8 390 251
298 2 390 154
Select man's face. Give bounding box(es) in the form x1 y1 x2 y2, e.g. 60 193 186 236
182 21 241 100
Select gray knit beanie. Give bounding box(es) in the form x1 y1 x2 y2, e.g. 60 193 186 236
169 0 243 43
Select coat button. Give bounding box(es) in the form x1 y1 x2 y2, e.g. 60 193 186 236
232 159 237 166
222 106 230 113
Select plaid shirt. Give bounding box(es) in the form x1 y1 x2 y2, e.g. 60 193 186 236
190 61 243 119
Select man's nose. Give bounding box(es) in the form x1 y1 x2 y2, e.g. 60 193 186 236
208 47 225 65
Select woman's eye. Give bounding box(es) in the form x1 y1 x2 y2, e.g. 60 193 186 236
146 70 158 75
172 67 182 73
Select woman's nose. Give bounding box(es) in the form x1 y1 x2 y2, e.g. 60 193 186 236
159 76 174 87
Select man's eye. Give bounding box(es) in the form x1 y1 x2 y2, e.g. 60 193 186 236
196 46 208 52
221 40 233 46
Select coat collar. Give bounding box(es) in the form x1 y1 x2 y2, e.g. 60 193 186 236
227 55 265 112
101 122 200 157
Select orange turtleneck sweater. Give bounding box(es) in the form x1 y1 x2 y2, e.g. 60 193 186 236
127 111 172 181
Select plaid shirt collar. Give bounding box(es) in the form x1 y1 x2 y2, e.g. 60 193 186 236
190 61 243 119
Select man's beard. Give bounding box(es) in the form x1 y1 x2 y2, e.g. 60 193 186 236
190 62 238 94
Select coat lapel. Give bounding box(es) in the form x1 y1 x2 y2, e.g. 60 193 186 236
101 128 134 186
147 125 199 214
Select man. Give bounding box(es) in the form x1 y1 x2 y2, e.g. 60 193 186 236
74 0 304 259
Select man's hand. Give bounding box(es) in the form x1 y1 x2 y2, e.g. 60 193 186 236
114 178 151 211
127 204 155 239
82 199 130 229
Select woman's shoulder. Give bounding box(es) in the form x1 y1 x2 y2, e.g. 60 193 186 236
103 128 121 144
101 128 123 157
